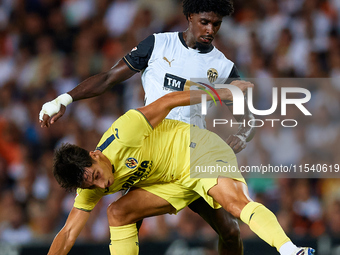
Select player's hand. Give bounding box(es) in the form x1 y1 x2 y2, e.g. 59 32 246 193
39 93 73 128
226 134 246 154
230 80 254 94
39 104 66 128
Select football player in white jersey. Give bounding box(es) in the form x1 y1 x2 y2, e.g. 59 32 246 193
40 0 256 254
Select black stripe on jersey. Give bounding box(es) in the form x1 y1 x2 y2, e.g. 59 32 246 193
226 65 241 83
224 65 241 105
178 32 214 53
123 57 141 72
96 135 116 152
123 35 155 72
178 32 188 49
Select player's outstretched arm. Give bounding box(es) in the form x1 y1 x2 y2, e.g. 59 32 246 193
138 81 254 128
39 59 136 128
48 207 90 255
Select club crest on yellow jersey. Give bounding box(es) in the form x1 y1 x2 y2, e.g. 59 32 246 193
125 157 138 169
122 161 152 189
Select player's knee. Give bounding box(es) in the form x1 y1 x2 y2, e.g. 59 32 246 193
107 202 132 226
218 217 241 243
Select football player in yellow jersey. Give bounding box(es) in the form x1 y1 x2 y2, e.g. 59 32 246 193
46 82 314 255
40 1 251 254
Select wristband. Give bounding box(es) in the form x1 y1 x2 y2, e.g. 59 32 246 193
39 93 73 121
56 93 73 106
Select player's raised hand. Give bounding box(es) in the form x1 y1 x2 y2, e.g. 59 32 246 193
226 134 247 154
39 93 73 128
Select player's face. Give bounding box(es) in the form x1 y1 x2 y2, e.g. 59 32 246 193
82 151 114 190
188 12 223 50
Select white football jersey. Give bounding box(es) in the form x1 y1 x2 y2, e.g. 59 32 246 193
123 32 239 129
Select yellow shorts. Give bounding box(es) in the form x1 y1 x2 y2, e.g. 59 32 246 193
140 127 246 213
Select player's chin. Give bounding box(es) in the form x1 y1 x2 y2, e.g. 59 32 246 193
195 41 212 51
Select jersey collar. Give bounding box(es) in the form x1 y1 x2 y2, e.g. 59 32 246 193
178 32 214 54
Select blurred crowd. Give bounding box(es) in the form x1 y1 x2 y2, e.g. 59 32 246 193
0 0 340 251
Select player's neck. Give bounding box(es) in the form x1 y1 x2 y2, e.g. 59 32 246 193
183 29 196 48
182 30 214 53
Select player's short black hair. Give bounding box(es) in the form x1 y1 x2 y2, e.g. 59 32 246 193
183 0 234 19
53 143 93 192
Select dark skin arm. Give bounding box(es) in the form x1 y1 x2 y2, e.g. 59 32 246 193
226 93 256 153
40 59 136 127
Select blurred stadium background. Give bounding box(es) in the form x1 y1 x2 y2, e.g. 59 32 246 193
0 0 340 254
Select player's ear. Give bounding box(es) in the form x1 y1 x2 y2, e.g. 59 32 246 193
89 150 100 160
188 13 193 22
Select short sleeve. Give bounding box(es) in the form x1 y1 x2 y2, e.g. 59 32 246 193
226 65 241 83
123 35 155 72
107 109 153 147
74 188 104 212
224 65 241 105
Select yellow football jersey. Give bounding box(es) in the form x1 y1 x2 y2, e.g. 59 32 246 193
74 109 245 212
74 110 192 211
